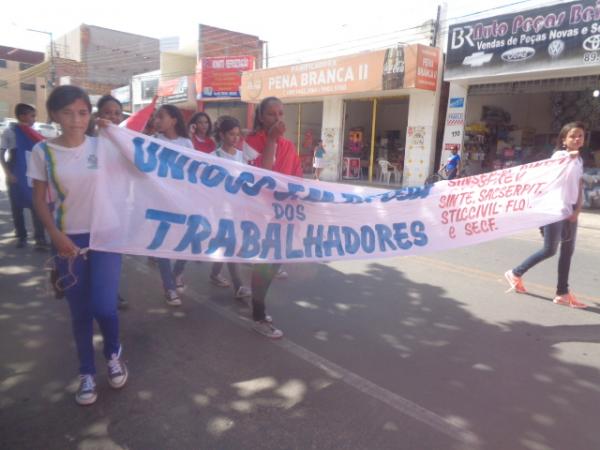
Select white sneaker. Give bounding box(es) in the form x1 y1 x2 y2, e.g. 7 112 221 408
165 289 182 306
210 273 230 287
175 274 186 294
252 320 283 339
235 286 252 298
107 350 128 389
275 268 288 279
76 374 97 406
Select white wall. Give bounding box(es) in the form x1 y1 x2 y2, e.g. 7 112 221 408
404 90 440 186
55 27 81 61
321 97 344 181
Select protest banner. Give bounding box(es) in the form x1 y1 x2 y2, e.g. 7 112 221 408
91 125 574 263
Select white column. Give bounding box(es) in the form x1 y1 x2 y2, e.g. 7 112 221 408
440 82 468 171
403 89 439 186
320 97 344 181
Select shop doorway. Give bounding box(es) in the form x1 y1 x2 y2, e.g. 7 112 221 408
465 78 600 175
342 97 408 183
283 103 324 176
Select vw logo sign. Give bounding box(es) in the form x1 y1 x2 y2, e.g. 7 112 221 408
583 34 600 51
501 47 536 62
548 40 565 58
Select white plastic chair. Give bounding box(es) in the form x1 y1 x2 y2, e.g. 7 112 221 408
378 159 401 184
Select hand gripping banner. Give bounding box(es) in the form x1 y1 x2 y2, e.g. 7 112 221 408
91 125 574 263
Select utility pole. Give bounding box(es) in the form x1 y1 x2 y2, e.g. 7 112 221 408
27 29 55 88
432 5 442 47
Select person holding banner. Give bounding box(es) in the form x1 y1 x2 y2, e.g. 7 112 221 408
95 95 129 310
505 121 587 309
209 115 252 299
244 96 303 338
28 85 128 406
189 112 216 153
153 104 194 306
97 95 123 126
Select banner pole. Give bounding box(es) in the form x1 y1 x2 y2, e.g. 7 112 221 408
369 98 378 182
297 103 302 156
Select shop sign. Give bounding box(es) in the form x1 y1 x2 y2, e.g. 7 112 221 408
407 126 427 151
242 51 385 101
416 47 439 90
241 44 440 101
446 0 600 80
449 97 465 108
157 76 190 103
196 56 255 99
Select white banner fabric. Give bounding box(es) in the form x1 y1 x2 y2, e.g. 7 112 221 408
91 125 574 263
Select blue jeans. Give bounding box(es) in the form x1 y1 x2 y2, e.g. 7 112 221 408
55 233 122 375
8 182 45 242
512 220 577 295
157 259 186 291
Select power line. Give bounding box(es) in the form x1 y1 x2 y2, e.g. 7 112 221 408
2 0 567 94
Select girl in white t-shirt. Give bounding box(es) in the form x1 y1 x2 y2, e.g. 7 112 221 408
153 104 194 306
208 116 251 299
505 121 587 308
28 85 128 406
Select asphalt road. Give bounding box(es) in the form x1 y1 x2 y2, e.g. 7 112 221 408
1 188 599 450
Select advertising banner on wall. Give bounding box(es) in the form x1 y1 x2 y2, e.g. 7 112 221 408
157 76 190 103
446 0 600 80
196 56 255 99
241 44 440 101
404 45 440 91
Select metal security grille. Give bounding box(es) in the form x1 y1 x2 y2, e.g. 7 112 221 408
468 75 600 95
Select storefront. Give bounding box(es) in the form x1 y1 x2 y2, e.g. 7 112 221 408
196 56 256 129
241 44 443 185
131 70 160 113
441 0 600 206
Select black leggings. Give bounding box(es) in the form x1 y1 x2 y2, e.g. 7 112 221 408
211 262 242 290
250 264 280 321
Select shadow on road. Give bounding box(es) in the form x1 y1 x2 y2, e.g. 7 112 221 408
1 189 600 450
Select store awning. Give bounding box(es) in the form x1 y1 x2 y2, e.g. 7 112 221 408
240 44 441 103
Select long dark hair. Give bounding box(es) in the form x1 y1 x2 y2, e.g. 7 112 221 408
158 104 188 138
253 96 282 131
188 112 212 136
557 121 585 148
47 85 92 115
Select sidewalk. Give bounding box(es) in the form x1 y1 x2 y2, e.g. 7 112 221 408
580 209 600 230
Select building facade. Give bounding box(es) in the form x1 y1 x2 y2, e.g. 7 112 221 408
441 0 600 177
0 46 44 118
53 24 160 87
240 44 443 185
